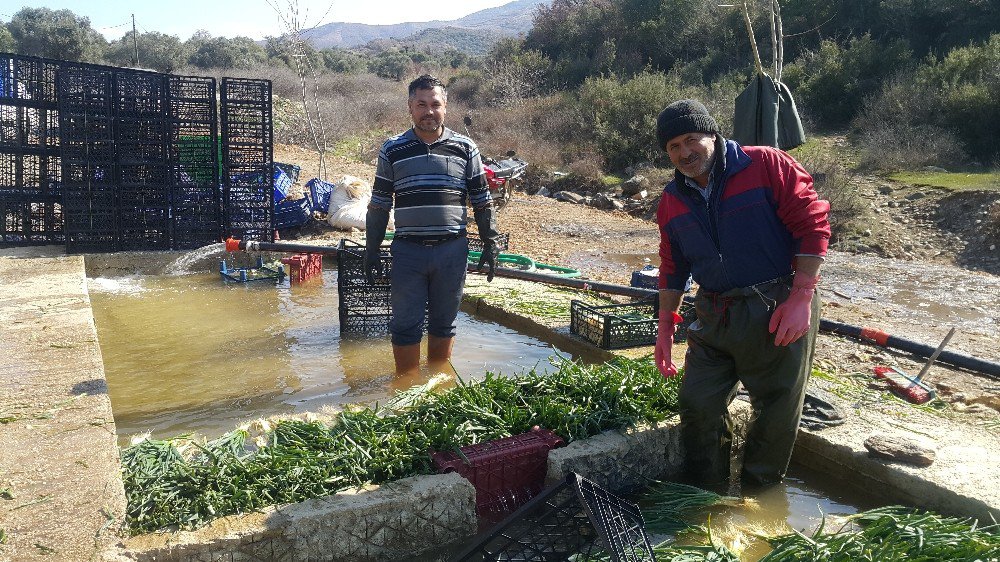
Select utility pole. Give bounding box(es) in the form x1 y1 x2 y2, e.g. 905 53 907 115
132 14 139 67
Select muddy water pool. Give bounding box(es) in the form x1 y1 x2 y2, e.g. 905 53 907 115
88 269 573 445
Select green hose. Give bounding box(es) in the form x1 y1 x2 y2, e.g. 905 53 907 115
376 232 581 277
468 250 581 278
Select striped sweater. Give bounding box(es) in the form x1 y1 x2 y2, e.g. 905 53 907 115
370 128 491 238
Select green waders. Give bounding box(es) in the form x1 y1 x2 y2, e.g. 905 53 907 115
679 276 820 486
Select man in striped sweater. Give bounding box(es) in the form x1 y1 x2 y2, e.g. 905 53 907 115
365 74 500 377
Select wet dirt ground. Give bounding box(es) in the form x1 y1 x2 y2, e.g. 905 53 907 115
277 141 999 425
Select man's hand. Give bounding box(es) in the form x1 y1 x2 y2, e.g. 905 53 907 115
654 310 684 378
477 241 497 282
769 274 819 346
365 251 383 284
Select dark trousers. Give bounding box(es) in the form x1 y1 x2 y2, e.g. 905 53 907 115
678 277 820 486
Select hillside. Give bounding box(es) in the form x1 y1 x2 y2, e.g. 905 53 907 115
301 0 548 49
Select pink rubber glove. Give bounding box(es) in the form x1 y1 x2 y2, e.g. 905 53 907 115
654 310 684 378
769 274 819 346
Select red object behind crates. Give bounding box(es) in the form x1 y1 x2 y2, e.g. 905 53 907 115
431 427 565 521
280 252 323 283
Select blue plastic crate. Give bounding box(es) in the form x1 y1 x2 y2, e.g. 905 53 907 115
274 162 301 184
274 195 312 229
273 168 292 204
306 178 335 214
219 256 285 283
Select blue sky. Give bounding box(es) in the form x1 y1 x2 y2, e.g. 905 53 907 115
0 1 512 40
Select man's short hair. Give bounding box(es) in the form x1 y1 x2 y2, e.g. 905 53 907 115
408 74 447 100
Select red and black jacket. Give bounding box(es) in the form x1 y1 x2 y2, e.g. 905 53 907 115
656 137 831 293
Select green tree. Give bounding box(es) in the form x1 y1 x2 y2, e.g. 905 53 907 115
0 25 14 52
371 50 411 81
483 38 554 104
264 35 323 70
321 48 369 74
783 34 913 127
105 31 186 72
6 7 106 62
185 32 267 69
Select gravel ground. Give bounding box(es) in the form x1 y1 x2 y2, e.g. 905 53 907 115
276 144 1000 425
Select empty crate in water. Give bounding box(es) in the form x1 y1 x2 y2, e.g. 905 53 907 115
431 427 565 522
452 472 656 562
337 238 391 334
570 299 658 349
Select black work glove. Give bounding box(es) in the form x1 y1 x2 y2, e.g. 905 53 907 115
473 204 500 283
365 207 390 284
478 240 498 282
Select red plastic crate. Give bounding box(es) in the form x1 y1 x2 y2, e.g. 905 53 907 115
280 252 322 283
431 427 565 521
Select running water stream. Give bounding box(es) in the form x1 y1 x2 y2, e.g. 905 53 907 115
163 242 225 275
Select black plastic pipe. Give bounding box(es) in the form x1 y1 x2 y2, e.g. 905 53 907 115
820 319 1000 378
474 265 658 299
226 238 341 256
227 237 999 378
226 237 657 299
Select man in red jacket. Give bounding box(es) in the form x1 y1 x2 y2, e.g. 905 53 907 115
653 99 831 486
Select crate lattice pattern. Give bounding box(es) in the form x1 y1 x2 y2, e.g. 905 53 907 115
0 52 268 251
453 472 656 562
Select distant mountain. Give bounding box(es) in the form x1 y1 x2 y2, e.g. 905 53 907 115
363 27 505 56
301 0 548 50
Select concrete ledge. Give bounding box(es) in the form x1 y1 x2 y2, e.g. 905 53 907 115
792 405 1000 523
546 420 683 491
110 473 477 562
0 255 127 562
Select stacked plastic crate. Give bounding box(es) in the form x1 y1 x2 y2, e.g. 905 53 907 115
57 67 118 253
115 71 171 250
0 54 64 245
168 75 221 249
221 77 273 242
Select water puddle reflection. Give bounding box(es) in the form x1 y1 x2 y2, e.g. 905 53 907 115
89 270 572 444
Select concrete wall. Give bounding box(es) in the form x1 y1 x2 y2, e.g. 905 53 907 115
104 420 685 561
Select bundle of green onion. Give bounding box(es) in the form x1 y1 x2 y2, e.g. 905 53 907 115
121 356 681 534
759 506 1000 561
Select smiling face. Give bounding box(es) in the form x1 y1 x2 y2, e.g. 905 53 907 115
665 132 716 187
408 86 447 142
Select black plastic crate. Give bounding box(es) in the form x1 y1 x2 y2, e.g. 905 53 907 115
1 199 63 244
451 472 656 562
468 232 509 253
337 239 392 334
673 298 696 344
0 153 59 195
113 72 166 117
570 300 657 350
220 78 272 103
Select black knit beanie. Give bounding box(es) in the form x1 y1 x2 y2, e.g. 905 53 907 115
656 99 720 150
